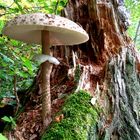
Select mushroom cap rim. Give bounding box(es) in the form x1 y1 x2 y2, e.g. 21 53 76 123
3 13 89 45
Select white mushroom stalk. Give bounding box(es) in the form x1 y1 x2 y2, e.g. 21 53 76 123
2 13 89 129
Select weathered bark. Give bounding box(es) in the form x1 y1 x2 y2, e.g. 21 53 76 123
102 47 140 140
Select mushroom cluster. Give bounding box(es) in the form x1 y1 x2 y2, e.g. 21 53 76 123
3 13 89 128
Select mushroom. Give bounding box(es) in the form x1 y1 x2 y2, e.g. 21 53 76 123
33 54 60 65
3 13 89 128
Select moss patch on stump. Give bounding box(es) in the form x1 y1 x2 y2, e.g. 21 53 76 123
41 90 99 140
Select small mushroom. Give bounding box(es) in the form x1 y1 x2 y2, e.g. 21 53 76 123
3 13 89 128
91 97 97 105
33 54 60 65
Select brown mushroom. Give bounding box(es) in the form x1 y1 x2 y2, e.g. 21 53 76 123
3 13 89 128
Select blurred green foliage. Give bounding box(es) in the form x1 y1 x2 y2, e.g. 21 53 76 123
125 0 140 48
0 0 67 99
0 133 7 140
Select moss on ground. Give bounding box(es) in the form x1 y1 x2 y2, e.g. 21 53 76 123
41 90 99 140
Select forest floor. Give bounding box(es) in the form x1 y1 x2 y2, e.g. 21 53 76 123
13 77 75 140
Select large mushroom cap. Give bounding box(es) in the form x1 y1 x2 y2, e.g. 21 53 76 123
3 13 89 45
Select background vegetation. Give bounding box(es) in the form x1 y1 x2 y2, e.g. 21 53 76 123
0 1 67 138
0 0 67 100
125 0 140 48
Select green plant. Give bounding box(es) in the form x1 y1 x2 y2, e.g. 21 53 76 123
125 0 140 47
1 116 16 129
0 41 37 99
0 133 7 140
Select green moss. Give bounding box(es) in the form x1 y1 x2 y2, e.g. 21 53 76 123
41 90 99 140
74 65 81 84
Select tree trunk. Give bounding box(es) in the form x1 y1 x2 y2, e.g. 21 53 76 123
102 47 140 140
48 0 140 139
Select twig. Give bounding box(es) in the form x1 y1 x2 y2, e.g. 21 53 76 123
54 0 60 14
134 20 140 45
13 75 20 114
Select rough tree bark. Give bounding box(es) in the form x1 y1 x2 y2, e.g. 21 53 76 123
50 0 140 139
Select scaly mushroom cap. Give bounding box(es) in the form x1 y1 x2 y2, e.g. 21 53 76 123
3 13 89 45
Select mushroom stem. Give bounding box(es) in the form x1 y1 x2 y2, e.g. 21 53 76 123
41 30 53 128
